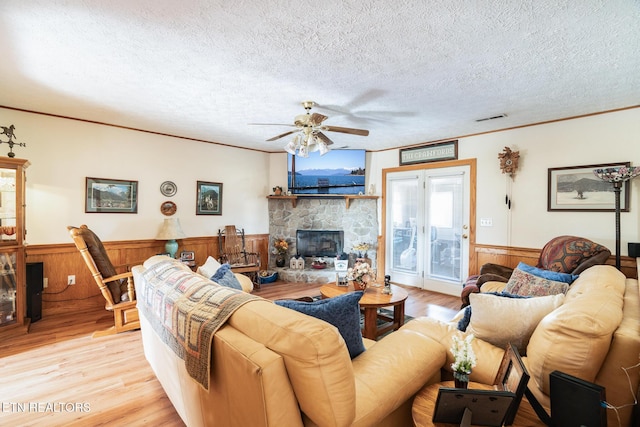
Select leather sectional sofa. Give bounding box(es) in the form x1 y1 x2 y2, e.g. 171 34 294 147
133 256 639 427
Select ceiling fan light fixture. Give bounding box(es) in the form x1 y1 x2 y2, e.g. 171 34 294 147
284 140 297 155
298 144 309 158
318 141 329 156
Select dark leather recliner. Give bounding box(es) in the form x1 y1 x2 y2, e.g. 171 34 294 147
461 235 611 307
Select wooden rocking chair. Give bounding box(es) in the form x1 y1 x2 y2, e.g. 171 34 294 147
68 225 140 337
218 225 261 289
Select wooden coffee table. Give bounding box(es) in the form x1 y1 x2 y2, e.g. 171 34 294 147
319 283 408 340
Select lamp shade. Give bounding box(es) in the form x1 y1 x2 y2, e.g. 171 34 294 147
592 165 640 184
156 218 186 240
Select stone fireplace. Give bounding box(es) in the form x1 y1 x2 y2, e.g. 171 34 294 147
268 197 378 282
296 230 344 258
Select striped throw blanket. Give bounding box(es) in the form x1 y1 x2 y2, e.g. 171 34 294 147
138 259 259 389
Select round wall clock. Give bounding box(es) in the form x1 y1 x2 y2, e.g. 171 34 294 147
160 201 177 216
160 181 177 197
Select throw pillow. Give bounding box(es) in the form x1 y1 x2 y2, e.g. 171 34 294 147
466 292 565 354
504 267 569 297
275 291 366 359
198 256 222 279
211 263 242 290
457 291 529 332
516 262 578 284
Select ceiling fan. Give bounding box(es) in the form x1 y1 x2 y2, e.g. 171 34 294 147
252 101 369 156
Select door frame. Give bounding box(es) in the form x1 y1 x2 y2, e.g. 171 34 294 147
380 158 477 286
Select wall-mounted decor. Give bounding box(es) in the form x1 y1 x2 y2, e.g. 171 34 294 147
85 177 138 213
160 200 177 216
160 181 177 197
498 146 520 177
548 162 631 212
196 181 222 215
399 140 458 166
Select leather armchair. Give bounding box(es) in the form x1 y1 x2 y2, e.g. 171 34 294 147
461 235 610 307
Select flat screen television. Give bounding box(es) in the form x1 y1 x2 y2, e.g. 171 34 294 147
287 149 366 195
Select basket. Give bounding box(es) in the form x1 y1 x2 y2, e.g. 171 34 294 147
258 271 278 284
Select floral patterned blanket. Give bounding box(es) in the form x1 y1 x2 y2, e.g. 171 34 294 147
138 259 259 389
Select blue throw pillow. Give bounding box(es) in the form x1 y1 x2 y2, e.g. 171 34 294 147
516 262 579 284
275 291 365 359
457 291 529 332
211 263 242 290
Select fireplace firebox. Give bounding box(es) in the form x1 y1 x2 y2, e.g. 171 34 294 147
296 230 344 258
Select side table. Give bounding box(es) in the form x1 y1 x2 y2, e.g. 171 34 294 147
412 381 545 426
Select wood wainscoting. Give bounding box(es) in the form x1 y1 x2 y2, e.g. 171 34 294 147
26 233 269 316
470 243 637 280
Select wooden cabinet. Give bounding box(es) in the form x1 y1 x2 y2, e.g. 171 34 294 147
0 157 29 335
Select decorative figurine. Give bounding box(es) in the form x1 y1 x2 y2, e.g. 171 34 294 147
382 275 392 295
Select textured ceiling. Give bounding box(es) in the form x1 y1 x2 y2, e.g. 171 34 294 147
1 1 639 152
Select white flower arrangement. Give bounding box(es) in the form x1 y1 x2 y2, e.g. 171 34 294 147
450 334 477 381
347 261 372 284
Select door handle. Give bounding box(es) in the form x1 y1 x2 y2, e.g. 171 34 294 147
462 234 468 239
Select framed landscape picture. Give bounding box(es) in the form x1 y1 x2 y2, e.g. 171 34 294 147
547 162 630 212
85 177 138 213
196 181 222 215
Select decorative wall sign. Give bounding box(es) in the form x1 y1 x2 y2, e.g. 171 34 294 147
85 177 138 213
196 181 223 215
160 181 177 197
399 140 458 166
548 162 631 212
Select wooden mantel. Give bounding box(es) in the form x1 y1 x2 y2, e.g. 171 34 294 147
267 194 378 209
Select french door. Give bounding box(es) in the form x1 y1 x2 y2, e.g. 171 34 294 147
384 162 473 296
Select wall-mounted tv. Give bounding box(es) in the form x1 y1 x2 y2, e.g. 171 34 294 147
287 149 366 195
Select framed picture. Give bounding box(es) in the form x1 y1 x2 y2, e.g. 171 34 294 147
547 162 631 212
180 251 195 261
494 343 530 425
85 177 138 213
196 181 223 215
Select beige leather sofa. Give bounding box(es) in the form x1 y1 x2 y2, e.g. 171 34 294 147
132 256 446 427
409 264 640 427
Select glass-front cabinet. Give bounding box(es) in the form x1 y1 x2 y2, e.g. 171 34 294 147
0 157 29 334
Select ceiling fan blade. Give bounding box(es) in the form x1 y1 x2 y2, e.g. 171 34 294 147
248 123 296 127
266 130 300 141
309 113 328 126
324 126 369 136
316 132 334 146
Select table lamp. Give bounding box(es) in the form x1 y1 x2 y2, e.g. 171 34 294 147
156 218 186 258
593 165 640 269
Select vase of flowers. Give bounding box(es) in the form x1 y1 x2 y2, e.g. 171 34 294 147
352 242 371 259
450 334 477 389
347 261 373 290
272 237 288 267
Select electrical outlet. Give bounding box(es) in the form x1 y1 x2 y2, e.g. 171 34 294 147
68 275 76 285
43 278 48 288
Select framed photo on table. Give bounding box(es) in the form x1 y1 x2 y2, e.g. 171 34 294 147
494 343 530 425
85 177 138 213
196 181 223 215
548 162 631 212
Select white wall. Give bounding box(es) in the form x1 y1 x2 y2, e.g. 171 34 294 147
4 106 639 253
1 107 271 244
369 108 640 255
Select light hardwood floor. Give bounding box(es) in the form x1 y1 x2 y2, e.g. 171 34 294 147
0 281 543 426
